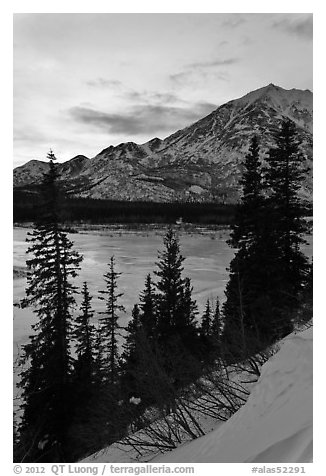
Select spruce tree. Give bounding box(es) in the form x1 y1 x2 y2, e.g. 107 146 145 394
153 228 201 387
264 119 311 327
139 274 157 341
211 297 222 342
200 298 223 363
222 137 267 359
98 256 125 385
122 274 157 375
17 150 83 462
120 275 158 411
229 135 265 250
222 136 283 358
121 275 156 401
200 300 212 338
154 227 197 341
122 304 141 360
120 304 143 404
154 227 185 337
70 258 127 457
73 282 96 387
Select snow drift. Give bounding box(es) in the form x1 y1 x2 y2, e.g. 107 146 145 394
154 328 313 463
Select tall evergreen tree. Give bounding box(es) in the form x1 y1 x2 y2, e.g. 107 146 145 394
73 282 96 387
120 274 160 413
17 150 83 462
121 275 157 402
229 135 265 250
222 137 268 359
154 227 197 342
199 297 223 363
200 300 212 338
211 297 222 342
209 297 224 361
222 135 288 358
122 304 141 360
264 119 311 323
98 256 125 384
154 227 185 337
153 228 202 388
120 304 144 404
139 274 157 341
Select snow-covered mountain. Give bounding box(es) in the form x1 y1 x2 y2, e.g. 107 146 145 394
83 327 312 463
13 84 313 203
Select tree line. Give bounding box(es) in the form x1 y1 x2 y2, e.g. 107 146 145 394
14 192 236 225
14 119 312 462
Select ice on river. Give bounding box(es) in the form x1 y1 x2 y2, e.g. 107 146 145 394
13 226 233 371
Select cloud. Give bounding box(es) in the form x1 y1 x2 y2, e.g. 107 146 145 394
169 69 230 86
148 92 181 103
86 78 123 88
169 71 189 85
272 15 312 39
187 58 239 69
169 57 237 86
122 90 181 104
69 102 216 136
86 80 184 106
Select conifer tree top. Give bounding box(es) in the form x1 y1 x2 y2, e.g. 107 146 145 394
47 149 57 162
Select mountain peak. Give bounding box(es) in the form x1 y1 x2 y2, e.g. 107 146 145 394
229 84 313 123
14 84 312 204
235 83 285 105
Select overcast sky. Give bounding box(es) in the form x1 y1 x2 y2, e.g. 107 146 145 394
13 13 313 167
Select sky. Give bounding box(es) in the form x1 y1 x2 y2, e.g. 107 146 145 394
13 12 313 167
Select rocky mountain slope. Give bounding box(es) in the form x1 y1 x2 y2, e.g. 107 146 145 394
13 84 313 203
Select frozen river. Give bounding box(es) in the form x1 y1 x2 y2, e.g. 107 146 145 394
13 226 234 370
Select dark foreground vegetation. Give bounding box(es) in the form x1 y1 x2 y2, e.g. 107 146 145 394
13 191 236 225
14 120 313 463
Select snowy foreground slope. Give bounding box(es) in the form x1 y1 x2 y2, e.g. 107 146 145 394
83 328 312 463
155 328 313 463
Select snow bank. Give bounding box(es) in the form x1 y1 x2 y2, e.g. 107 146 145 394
154 328 313 463
82 328 312 464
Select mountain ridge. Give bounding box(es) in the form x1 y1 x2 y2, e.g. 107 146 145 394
14 84 313 203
